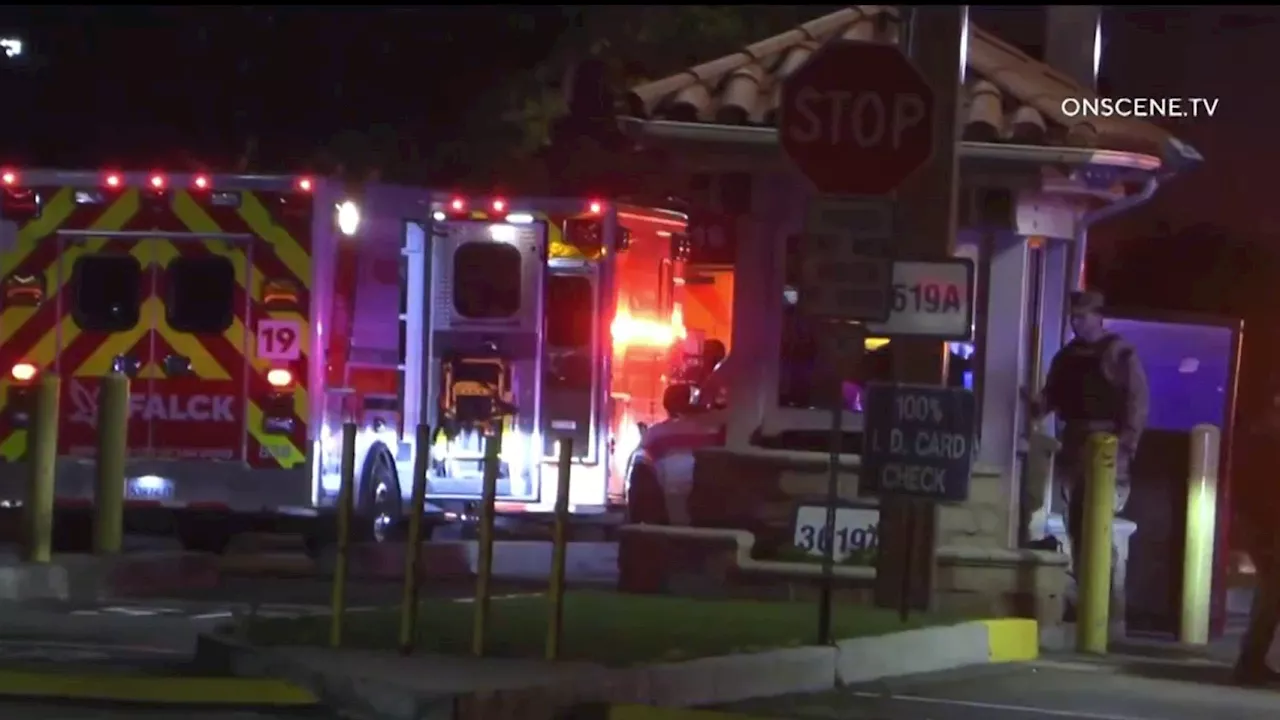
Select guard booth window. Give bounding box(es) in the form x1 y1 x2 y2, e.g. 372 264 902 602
73 254 142 332
167 256 236 334
777 234 978 411
453 242 521 319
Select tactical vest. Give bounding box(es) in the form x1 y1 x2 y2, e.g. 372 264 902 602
1053 335 1126 424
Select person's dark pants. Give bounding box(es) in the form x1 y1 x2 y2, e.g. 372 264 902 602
1239 531 1280 674
1060 438 1133 573
1057 431 1132 629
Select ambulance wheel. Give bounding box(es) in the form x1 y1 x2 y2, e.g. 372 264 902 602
360 445 402 544
625 466 668 525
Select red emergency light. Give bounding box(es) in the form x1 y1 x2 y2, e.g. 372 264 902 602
104 173 122 189
450 197 466 212
491 198 506 213
149 174 167 190
192 175 210 190
296 177 314 193
588 200 602 214
1 171 17 187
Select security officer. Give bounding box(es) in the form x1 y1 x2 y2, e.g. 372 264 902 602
1235 394 1280 685
1027 290 1148 588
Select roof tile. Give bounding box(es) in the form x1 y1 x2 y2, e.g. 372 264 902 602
626 6 1178 159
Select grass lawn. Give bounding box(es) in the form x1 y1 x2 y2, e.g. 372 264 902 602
239 590 952 666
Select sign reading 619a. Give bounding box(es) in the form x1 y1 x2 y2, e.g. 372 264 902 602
865 259 975 341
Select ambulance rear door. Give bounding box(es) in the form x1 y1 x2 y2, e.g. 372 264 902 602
429 217 545 501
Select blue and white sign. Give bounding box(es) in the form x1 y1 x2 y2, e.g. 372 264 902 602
862 383 975 502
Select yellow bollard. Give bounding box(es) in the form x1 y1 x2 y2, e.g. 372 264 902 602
545 437 573 660
93 372 129 556
1076 431 1117 654
23 374 59 564
471 431 502 657
328 422 357 649
1180 423 1220 645
398 424 432 656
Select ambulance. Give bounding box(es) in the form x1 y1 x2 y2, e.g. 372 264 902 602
0 170 687 547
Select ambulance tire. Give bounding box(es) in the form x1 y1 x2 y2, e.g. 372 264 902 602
359 444 403 544
625 466 668 525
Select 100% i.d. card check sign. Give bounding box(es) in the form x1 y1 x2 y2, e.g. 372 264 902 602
863 385 976 502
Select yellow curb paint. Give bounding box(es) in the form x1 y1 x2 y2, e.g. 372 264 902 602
981 618 1040 663
609 706 780 720
0 671 318 705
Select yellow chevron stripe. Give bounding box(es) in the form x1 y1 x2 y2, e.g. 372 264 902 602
171 192 309 469
137 361 163 380
138 292 231 381
171 190 260 298
137 239 227 382
75 320 148 376
0 188 311 467
168 192 268 376
246 401 306 468
0 187 76 276
237 192 311 285
53 190 141 293
0 428 22 461
0 191 138 349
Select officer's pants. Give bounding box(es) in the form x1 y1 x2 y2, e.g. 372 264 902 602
1060 438 1133 570
1240 533 1280 669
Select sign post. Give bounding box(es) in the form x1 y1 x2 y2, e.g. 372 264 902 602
862 382 976 618
872 6 966 615
779 30 941 644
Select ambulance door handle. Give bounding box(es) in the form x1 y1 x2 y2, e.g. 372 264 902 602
162 353 192 377
111 353 141 378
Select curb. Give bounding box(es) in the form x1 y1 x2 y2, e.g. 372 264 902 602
195 617 1040 720
0 668 317 706
315 541 619 583
0 552 220 602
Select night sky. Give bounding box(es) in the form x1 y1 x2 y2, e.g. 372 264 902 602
0 7 563 174
0 7 1263 241
1102 7 1278 239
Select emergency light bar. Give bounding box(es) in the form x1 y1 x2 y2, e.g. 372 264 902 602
0 168 318 193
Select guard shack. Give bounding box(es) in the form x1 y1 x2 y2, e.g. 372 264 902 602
618 7 1202 628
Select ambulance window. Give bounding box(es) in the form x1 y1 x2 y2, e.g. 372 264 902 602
73 255 141 331
167 256 235 333
453 242 521 319
546 275 593 348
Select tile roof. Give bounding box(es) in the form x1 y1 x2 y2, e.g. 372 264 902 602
625 6 1183 161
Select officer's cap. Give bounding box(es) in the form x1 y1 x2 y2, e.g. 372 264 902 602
1068 290 1105 314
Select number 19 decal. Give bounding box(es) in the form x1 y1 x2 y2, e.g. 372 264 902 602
257 320 302 361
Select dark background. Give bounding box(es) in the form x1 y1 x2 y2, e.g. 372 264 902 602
0 6 1268 406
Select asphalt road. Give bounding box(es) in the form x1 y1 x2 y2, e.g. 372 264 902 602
721 654 1280 719
0 703 339 720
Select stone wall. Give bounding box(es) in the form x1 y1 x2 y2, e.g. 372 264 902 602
689 447 1013 551
937 468 1013 549
935 547 1068 627
665 448 1069 628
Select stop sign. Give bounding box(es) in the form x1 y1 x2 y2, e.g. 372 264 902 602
780 41 935 196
